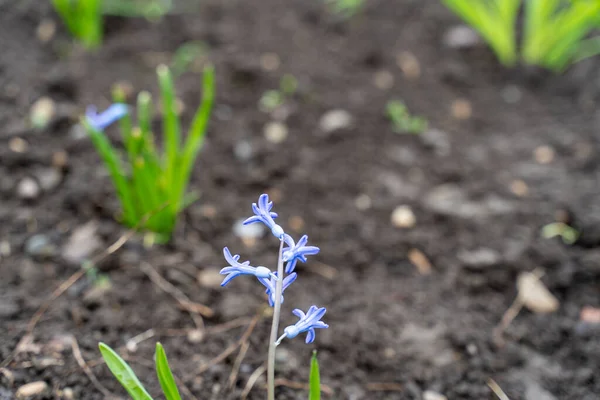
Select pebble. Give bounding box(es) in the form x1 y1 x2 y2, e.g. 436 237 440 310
408 248 432 275
457 248 501 269
16 381 48 399
233 140 253 161
25 234 56 259
423 391 448 400
391 205 416 228
62 222 102 264
373 70 394 90
9 137 28 153
264 121 288 144
451 99 472 120
533 145 554 164
30 97 56 129
0 298 20 318
443 25 481 49
319 109 353 133
510 179 529 197
233 218 265 239
260 53 280 71
517 271 559 314
580 306 600 324
35 168 62 191
355 194 372 210
17 177 41 200
36 19 56 43
197 268 223 289
396 51 421 80
187 329 205 344
0 241 10 257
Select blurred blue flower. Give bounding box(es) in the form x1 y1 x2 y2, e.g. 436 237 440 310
282 234 320 273
85 103 128 131
220 247 273 286
243 194 285 239
258 272 297 307
281 306 328 344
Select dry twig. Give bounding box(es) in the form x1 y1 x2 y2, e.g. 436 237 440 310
241 364 266 400
71 337 112 397
488 378 510 400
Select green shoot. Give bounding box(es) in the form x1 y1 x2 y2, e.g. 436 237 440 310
309 351 321 400
386 100 428 134
102 0 173 19
51 0 103 49
259 74 298 112
171 41 207 77
326 0 365 18
541 222 579 245
83 65 215 242
99 342 182 400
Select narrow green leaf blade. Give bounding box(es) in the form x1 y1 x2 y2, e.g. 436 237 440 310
155 343 182 400
309 351 321 400
98 343 153 400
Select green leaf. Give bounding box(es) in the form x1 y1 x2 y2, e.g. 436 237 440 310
309 351 320 400
98 343 153 400
155 343 182 400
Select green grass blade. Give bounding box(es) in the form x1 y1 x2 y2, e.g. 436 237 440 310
80 0 103 48
155 343 181 400
174 65 215 210
98 343 153 400
157 64 182 213
309 351 321 400
82 120 137 226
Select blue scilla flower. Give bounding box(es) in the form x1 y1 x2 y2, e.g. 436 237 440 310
220 247 273 286
279 306 328 344
282 234 320 273
258 272 297 307
243 194 285 239
85 103 128 131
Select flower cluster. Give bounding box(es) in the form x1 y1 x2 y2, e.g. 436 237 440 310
220 194 328 344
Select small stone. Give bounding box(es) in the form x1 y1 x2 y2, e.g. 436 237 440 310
458 248 501 269
510 179 529 197
502 85 522 104
391 205 416 228
355 194 372 210
16 381 48 399
443 25 481 49
451 99 472 120
25 234 56 259
0 241 11 257
396 51 420 80
517 271 559 314
35 168 62 191
17 177 40 200
580 306 600 324
197 268 223 289
260 53 280 71
423 391 448 400
408 248 432 275
264 122 288 144
373 70 394 90
30 97 56 129
9 137 28 153
62 388 74 400
234 140 253 161
533 145 554 164
233 218 265 239
62 222 102 264
288 216 305 232
199 204 217 218
0 298 20 318
319 109 353 133
36 19 56 43
52 150 69 169
187 329 205 344
383 347 396 358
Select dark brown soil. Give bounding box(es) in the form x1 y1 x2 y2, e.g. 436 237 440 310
1 1 600 399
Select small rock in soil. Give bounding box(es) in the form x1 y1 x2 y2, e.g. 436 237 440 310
35 167 62 191
580 306 600 324
423 391 448 400
52 150 69 168
421 129 451 156
355 194 372 210
25 234 57 259
16 381 48 399
457 248 501 269
233 218 265 239
517 272 559 314
264 121 288 143
396 51 421 80
16 177 40 200
451 98 472 120
510 179 529 197
0 297 20 318
62 222 102 264
443 25 481 49
197 268 223 289
9 137 28 153
36 19 56 43
233 140 253 161
319 109 353 133
30 97 56 129
391 205 416 228
408 248 432 275
533 145 554 164
373 70 394 90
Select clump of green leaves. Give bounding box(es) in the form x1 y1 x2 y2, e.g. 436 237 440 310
309 351 321 400
386 100 427 134
259 74 299 112
83 65 215 242
51 0 103 49
326 0 365 18
442 0 600 72
541 222 579 244
171 41 207 77
99 342 181 400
